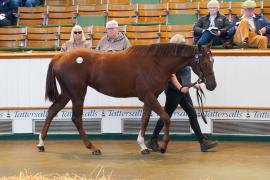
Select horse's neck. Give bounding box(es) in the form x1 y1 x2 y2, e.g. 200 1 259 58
156 44 196 75
173 57 191 73
157 56 191 76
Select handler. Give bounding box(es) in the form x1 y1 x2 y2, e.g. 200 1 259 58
147 34 218 152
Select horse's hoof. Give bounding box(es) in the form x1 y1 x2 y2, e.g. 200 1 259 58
92 149 102 155
141 149 150 155
37 146 45 152
160 148 166 154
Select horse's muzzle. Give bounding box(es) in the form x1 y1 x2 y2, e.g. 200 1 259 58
206 81 217 91
204 74 217 91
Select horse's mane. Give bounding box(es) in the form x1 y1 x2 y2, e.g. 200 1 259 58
125 43 196 57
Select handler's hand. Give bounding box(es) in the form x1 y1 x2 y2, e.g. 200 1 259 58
193 83 202 90
180 86 189 93
215 30 221 36
259 27 266 35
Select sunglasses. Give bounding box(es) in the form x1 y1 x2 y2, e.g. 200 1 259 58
244 8 255 11
74 31 82 34
208 7 218 10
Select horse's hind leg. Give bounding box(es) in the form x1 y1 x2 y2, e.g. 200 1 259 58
143 94 171 154
37 93 70 152
71 97 101 155
137 104 151 155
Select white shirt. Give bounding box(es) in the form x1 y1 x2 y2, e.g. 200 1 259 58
209 14 217 27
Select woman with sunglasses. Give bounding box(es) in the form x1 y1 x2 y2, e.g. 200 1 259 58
61 25 91 52
147 34 218 153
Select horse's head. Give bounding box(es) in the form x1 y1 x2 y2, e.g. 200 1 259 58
190 44 217 91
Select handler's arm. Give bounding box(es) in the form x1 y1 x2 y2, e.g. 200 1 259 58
171 74 189 93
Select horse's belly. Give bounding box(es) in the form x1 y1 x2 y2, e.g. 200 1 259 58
89 81 136 98
95 88 136 98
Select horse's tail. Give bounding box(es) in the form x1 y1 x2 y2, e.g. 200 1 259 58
45 54 62 102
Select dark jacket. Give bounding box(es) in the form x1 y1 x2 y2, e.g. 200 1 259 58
0 0 17 22
228 14 270 37
193 12 230 38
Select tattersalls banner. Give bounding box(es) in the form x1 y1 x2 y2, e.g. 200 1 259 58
0 108 269 135
0 108 269 120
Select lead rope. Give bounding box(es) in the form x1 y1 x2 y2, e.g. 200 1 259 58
191 78 207 124
196 87 207 124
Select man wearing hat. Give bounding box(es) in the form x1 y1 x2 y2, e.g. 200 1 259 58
193 0 230 46
228 0 270 49
96 20 131 52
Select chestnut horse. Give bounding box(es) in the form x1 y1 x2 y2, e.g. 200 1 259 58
37 43 216 155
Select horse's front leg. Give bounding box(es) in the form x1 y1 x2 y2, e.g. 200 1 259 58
144 94 171 154
137 104 151 155
37 94 70 152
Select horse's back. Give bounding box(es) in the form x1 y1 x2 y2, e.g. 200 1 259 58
49 48 159 98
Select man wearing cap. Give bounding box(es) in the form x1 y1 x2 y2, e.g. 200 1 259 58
193 0 230 46
96 20 131 52
228 0 270 49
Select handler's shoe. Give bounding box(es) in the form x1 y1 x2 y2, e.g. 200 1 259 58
200 138 218 152
146 138 160 152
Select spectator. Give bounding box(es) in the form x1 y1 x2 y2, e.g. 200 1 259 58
95 20 131 52
228 0 270 49
0 0 18 26
13 0 44 7
60 25 91 52
23 0 43 7
12 0 20 7
193 0 230 46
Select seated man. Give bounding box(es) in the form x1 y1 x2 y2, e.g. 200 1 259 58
193 0 230 46
228 0 270 49
0 0 18 26
96 20 131 52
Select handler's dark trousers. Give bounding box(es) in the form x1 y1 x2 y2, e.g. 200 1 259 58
151 87 205 142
